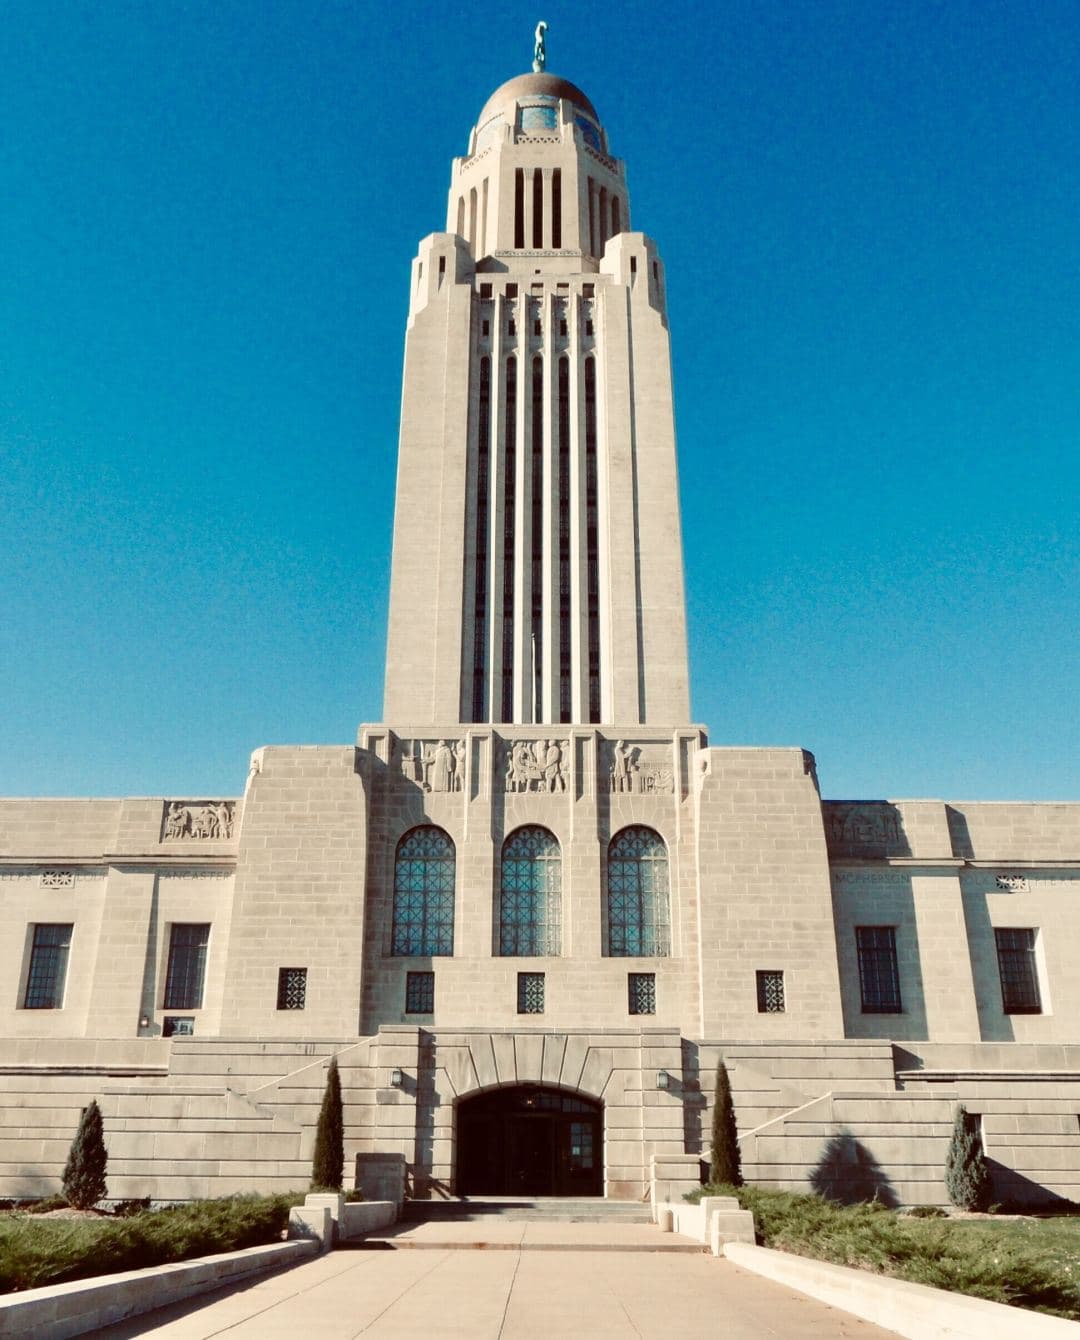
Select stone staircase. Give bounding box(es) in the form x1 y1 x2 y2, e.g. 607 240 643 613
401 1196 653 1224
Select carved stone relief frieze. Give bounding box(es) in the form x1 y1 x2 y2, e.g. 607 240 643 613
395 738 466 793
825 803 902 856
605 740 674 795
162 800 235 841
503 738 569 794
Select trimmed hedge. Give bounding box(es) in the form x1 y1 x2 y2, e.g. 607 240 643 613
694 1183 1080 1322
0 1193 303 1294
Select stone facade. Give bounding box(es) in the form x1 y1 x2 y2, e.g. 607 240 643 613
1 63 1077 1208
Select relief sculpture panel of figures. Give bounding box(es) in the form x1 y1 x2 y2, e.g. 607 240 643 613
163 800 235 840
504 738 569 794
606 740 673 795
396 738 466 793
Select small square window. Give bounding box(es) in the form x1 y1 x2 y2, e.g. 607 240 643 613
480 282 492 299
482 319 490 336
276 967 307 1011
533 319 542 337
517 972 545 1014
995 928 1042 1013
582 283 594 297
405 971 434 1014
756 970 785 1013
585 319 594 336
628 973 656 1015
163 1016 194 1037
506 283 518 299
508 318 516 336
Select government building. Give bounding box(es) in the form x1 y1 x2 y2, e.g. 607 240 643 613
2 53 1078 1209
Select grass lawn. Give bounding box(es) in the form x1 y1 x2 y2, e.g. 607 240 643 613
696 1184 1080 1322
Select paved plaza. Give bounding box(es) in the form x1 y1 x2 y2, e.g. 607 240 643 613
95 1243 898 1338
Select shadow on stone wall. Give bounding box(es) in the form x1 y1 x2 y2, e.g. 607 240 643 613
809 1129 898 1207
945 805 974 859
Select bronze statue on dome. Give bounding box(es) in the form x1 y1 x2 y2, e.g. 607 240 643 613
533 20 547 73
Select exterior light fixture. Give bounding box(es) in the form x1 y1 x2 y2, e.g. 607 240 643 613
139 1015 150 1029
390 1068 404 1088
655 1070 670 1090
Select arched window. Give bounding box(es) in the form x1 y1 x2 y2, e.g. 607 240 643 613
392 827 455 956
606 826 670 956
499 826 561 956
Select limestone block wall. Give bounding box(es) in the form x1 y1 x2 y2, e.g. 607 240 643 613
219 746 369 1037
0 867 234 1041
694 749 844 1039
358 726 702 1037
831 868 981 1042
960 869 1080 1043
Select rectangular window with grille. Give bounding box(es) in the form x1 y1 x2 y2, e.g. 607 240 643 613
405 971 434 1014
995 928 1042 1013
276 967 307 1011
164 924 210 1010
23 924 73 1009
628 972 656 1015
855 926 902 1013
756 970 785 1013
517 972 545 1014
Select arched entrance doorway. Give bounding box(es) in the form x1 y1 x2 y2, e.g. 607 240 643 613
456 1085 602 1196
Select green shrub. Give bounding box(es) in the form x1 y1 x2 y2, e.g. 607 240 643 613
907 1204 946 1218
709 1060 742 1188
311 1056 344 1191
697 1181 1080 1322
62 1100 108 1210
945 1104 993 1212
0 1194 300 1294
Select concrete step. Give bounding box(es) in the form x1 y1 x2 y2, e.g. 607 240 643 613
402 1196 653 1224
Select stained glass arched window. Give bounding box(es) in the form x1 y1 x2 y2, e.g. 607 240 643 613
499 826 561 956
606 826 670 956
392 826 455 956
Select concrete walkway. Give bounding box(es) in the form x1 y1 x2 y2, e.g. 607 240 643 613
95 1234 899 1338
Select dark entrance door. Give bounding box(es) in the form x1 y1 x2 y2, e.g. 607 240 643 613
456 1086 602 1196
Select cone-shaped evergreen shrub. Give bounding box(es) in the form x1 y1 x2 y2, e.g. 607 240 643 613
311 1056 344 1190
709 1059 742 1187
945 1103 992 1211
62 1099 108 1210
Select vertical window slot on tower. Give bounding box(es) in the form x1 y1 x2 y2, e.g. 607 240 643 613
531 357 544 720
501 357 517 721
468 187 477 249
598 187 608 251
514 169 525 249
584 357 600 722
558 356 571 721
588 177 596 257
551 169 562 249
532 168 543 249
472 357 491 721
480 177 489 256
611 195 621 236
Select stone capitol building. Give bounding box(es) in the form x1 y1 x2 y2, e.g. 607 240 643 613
1 50 1078 1209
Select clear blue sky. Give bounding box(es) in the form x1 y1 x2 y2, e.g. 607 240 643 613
2 0 1077 801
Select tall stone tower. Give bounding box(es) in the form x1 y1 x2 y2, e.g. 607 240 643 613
383 68 690 728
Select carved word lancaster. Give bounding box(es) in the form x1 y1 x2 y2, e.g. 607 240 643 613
163 801 235 841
